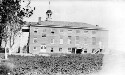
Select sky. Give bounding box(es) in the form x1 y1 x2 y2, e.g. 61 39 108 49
22 0 125 52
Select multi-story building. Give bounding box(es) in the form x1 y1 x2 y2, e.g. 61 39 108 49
28 10 108 54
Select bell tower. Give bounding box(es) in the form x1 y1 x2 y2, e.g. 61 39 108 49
46 1 52 21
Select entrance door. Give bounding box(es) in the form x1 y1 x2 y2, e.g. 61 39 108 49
40 45 46 53
76 49 82 54
72 48 76 54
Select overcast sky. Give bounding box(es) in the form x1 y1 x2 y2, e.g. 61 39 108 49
23 0 125 52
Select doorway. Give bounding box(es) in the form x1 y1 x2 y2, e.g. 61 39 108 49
72 48 76 54
76 49 82 54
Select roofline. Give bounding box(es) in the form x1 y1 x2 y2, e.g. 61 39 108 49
26 21 106 30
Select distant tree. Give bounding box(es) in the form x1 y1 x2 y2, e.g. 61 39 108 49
0 0 35 58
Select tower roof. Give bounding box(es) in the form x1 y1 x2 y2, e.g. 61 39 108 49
46 10 52 14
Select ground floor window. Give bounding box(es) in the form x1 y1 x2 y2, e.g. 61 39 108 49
68 48 72 52
84 49 87 53
33 47 37 50
59 48 62 52
51 48 53 52
92 49 95 53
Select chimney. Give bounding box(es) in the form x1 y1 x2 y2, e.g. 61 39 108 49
38 17 41 24
96 25 99 27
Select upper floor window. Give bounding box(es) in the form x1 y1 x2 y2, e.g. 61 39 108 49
59 48 62 51
84 37 88 44
75 36 79 45
42 33 46 37
68 36 71 44
92 37 96 45
43 29 46 32
50 38 54 44
84 30 88 33
33 37 37 43
92 31 96 34
60 29 64 32
76 30 80 33
68 29 72 32
60 36 63 44
33 47 37 50
34 28 38 33
76 36 79 40
51 28 55 34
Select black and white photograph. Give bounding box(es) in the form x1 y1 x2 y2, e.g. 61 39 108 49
0 0 125 75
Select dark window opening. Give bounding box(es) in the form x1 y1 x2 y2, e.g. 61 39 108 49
51 31 54 34
41 46 43 49
51 48 53 52
72 48 76 54
100 49 103 52
34 31 37 33
76 49 82 54
44 46 46 49
92 49 95 53
68 48 72 52
59 48 62 51
42 34 46 37
22 29 29 32
84 49 87 53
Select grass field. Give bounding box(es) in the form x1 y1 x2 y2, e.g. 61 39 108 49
0 53 104 75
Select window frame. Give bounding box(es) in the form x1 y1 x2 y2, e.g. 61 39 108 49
33 47 37 50
34 28 38 33
33 37 37 43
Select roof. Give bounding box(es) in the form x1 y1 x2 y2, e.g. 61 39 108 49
46 10 52 14
27 21 103 30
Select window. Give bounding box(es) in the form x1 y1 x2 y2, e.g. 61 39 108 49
51 38 54 44
84 37 88 44
68 48 72 52
76 30 80 33
51 28 55 34
59 48 62 51
84 49 87 53
33 47 37 50
92 37 96 45
51 48 53 52
60 36 63 44
76 36 79 45
41 45 46 49
42 33 46 37
76 36 79 40
68 36 71 39
41 46 43 49
43 29 46 32
92 31 96 34
92 49 95 53
33 37 37 43
34 28 38 33
84 30 88 33
68 36 71 44
60 29 63 32
68 29 72 32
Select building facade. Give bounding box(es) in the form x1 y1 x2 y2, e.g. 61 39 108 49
28 9 108 54
28 21 108 54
